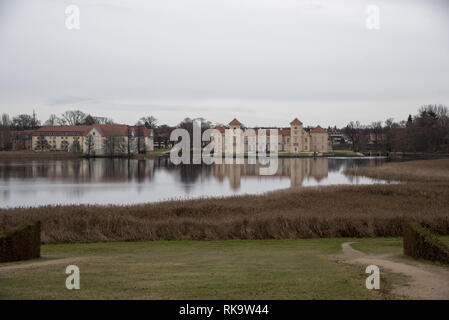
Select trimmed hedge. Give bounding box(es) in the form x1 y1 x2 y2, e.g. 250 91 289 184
403 222 449 264
0 221 41 263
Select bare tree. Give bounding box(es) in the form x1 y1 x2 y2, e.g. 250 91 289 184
61 140 69 151
137 116 158 129
84 134 95 157
70 138 82 153
56 117 67 125
0 113 11 150
127 127 136 157
35 137 50 151
11 114 41 130
61 110 87 126
154 124 174 148
44 114 59 126
103 136 126 157
136 128 146 153
344 121 368 152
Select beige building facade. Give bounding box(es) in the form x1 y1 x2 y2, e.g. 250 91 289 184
32 124 153 155
216 118 329 154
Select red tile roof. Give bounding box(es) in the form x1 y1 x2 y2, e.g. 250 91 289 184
130 126 152 137
215 125 226 133
290 118 303 125
33 124 151 137
229 118 242 126
33 125 93 136
214 126 291 136
92 124 128 137
310 125 327 133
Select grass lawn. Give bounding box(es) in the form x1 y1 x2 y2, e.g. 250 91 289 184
0 238 410 300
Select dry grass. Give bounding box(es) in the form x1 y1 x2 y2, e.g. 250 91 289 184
346 158 449 182
1 183 449 243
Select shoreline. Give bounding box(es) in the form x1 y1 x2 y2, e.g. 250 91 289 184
0 150 366 160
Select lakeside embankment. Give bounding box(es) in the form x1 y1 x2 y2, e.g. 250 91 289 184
1 158 448 243
0 150 167 160
0 149 363 160
0 151 82 160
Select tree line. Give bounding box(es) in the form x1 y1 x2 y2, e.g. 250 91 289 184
343 105 449 153
3 105 448 154
0 110 217 152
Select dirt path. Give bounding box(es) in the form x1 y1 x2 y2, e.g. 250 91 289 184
337 242 449 300
0 257 82 273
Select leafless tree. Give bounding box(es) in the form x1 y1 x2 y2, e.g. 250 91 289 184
103 136 126 157
35 137 50 151
0 113 11 150
344 121 368 152
70 138 82 153
11 114 41 130
127 127 136 157
61 110 87 126
84 134 95 157
44 114 59 126
137 116 158 129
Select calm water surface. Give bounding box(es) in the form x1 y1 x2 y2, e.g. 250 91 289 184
0 157 389 207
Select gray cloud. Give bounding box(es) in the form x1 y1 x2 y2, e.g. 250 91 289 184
0 0 448 127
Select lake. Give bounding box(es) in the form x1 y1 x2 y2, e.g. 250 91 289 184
0 157 389 207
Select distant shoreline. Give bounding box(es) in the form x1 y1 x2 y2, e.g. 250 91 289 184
0 150 365 160
2 150 449 162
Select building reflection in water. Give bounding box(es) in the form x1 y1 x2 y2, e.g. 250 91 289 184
210 158 329 189
0 159 154 183
0 157 385 198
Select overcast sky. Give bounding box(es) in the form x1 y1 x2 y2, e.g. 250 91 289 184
0 0 448 127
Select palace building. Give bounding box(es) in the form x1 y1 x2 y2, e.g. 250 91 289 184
215 118 330 154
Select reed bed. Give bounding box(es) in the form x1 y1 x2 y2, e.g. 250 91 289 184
1 180 449 243
346 158 449 182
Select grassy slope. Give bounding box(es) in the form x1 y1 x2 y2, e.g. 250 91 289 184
0 239 401 300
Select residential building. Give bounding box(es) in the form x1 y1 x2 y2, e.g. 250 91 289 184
11 130 34 150
32 124 153 155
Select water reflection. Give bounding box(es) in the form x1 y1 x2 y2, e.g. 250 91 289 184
0 157 387 207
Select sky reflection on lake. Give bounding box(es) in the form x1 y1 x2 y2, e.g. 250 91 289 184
0 157 388 207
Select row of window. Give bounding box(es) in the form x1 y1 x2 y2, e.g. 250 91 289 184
37 132 82 136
